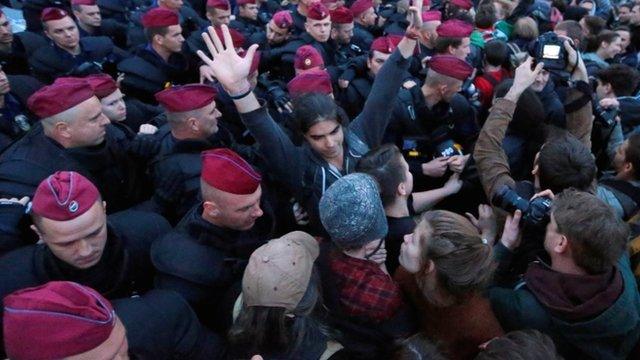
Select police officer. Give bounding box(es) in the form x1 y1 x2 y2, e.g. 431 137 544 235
330 6 364 67
29 8 123 84
0 67 40 151
350 0 377 50
0 10 45 76
204 0 232 27
0 172 223 359
230 0 265 41
257 10 294 77
291 0 317 35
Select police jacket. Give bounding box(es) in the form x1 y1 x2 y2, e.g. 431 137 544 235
279 33 338 80
229 17 265 42
0 32 46 75
352 23 374 51
29 36 119 84
239 49 411 233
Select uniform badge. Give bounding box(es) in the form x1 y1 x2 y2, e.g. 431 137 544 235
304 58 312 66
68 200 79 213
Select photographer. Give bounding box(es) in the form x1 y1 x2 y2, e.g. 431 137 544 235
488 189 640 359
594 63 640 137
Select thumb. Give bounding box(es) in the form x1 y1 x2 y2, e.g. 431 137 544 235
533 61 544 75
245 44 260 64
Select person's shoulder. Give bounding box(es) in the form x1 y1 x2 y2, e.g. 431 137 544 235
0 245 40 295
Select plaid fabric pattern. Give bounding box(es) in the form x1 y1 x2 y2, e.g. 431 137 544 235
329 252 404 322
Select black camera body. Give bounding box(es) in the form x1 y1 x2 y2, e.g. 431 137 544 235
594 104 618 127
492 185 552 228
530 32 567 72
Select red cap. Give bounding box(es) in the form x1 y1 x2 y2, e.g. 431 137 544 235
294 45 324 71
237 0 256 5
206 0 230 10
41 7 69 22
287 69 333 98
450 0 473 10
32 171 100 221
422 10 441 22
370 34 402 54
307 2 330 20
71 0 97 5
28 81 95 119
272 10 293 29
213 26 245 48
330 6 353 24
141 7 179 28
436 19 473 38
201 148 262 194
4 281 116 360
350 0 373 17
84 74 118 99
429 55 473 80
155 84 217 112
322 0 338 4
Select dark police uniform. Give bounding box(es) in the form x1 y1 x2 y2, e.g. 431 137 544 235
229 16 265 42
352 22 374 51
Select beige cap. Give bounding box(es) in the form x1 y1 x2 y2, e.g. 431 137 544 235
242 231 319 311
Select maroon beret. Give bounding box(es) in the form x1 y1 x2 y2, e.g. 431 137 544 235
213 26 246 48
28 81 95 119
155 84 217 113
450 0 473 10
237 0 256 5
330 6 354 24
307 2 330 20
272 10 293 28
370 34 402 54
429 55 473 81
436 19 473 38
207 0 230 10
422 10 442 22
32 171 101 221
41 7 69 22
71 0 97 5
141 7 179 28
4 281 116 360
294 45 324 71
201 148 262 194
84 74 118 99
350 0 373 17
287 69 333 98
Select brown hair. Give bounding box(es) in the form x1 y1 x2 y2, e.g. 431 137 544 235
538 131 596 194
415 211 495 301
552 189 628 274
144 26 170 43
513 17 539 40
356 144 407 207
435 37 463 54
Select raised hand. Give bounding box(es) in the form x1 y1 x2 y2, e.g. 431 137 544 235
196 25 259 95
505 57 544 102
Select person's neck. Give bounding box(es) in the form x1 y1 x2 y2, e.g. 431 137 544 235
385 196 410 218
550 256 589 276
342 247 366 260
421 85 441 109
615 170 636 182
355 19 366 27
595 48 609 60
484 64 501 73
44 132 74 149
201 208 227 229
61 44 81 56
79 22 95 34
171 127 207 141
152 43 172 62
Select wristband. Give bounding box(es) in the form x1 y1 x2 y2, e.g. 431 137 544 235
229 86 253 100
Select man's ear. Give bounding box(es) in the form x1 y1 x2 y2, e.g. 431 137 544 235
554 234 570 255
187 117 199 132
203 200 220 217
54 121 73 141
154 33 164 46
205 11 214 22
330 27 337 39
304 21 311 33
30 224 43 242
102 201 107 214
423 259 436 274
398 181 407 196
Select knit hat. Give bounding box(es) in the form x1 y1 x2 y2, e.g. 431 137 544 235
319 173 388 249
242 231 319 311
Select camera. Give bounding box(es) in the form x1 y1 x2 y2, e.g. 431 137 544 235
529 32 567 72
492 185 552 228
594 104 618 127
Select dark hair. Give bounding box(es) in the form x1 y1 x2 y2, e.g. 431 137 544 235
554 20 584 44
596 63 640 96
619 3 633 11
553 189 628 274
144 26 170 43
493 80 546 140
614 25 631 33
537 131 596 194
292 92 348 133
625 134 640 179
356 144 407 207
484 40 509 67
228 269 330 358
435 37 463 54
393 333 446 360
475 330 562 359
562 6 589 22
596 29 620 47
475 3 496 28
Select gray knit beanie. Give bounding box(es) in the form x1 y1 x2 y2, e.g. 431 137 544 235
319 173 388 249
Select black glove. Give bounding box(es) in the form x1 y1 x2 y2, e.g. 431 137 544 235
128 133 160 159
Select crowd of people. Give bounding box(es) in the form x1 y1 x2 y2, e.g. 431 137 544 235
0 0 639 357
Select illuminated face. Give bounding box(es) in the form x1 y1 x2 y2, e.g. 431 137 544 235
266 20 290 44
206 186 264 230
359 7 377 27
367 50 390 76
304 119 344 161
305 17 332 43
45 16 80 52
616 30 630 51
0 14 13 45
207 7 231 26
100 89 126 122
158 24 185 53
66 97 111 147
332 22 354 45
74 4 102 28
531 69 550 92
239 3 259 20
450 37 470 60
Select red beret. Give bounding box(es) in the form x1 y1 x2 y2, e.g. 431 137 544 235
350 0 373 17
4 281 116 360
436 19 473 38
207 0 230 10
237 0 256 4
272 10 293 29
422 10 442 22
156 84 217 113
428 55 473 81
71 0 97 5
294 45 324 71
40 7 69 22
307 2 330 20
450 0 473 10
28 81 95 119
141 7 179 28
322 0 338 4
32 171 100 221
287 69 333 98
84 74 118 99
370 34 402 54
201 148 262 195
213 26 246 48
330 6 353 24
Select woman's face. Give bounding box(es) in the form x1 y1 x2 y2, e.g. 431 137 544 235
304 119 344 161
399 222 430 273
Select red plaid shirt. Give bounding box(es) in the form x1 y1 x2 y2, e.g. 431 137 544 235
329 252 404 322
